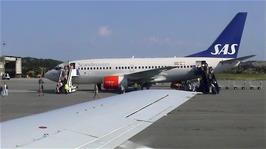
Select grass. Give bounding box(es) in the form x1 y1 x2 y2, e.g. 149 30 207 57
215 73 266 80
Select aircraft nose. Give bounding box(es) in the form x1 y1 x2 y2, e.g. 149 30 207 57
44 69 60 82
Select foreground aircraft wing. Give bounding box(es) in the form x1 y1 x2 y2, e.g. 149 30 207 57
125 66 176 81
220 55 255 64
1 90 196 148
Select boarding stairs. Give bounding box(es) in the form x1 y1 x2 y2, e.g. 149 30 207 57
66 67 79 93
57 65 79 93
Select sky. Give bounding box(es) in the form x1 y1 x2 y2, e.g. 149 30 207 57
1 0 265 61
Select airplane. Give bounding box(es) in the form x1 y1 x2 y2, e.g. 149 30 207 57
1 90 197 148
45 12 254 92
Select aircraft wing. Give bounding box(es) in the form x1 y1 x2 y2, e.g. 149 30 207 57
1 90 196 148
125 66 176 82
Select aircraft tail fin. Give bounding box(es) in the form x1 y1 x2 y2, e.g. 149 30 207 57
187 12 247 58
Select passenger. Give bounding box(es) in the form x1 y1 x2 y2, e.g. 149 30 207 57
209 67 219 94
3 82 8 96
38 76 44 96
59 81 64 93
0 84 3 97
56 81 61 94
93 84 99 98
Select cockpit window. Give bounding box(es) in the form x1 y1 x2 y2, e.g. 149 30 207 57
54 66 62 70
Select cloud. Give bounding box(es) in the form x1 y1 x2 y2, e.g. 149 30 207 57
98 26 111 37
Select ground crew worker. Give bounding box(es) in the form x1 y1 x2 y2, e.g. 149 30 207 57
64 83 69 94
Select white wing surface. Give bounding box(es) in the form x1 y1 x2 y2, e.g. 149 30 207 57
1 90 196 148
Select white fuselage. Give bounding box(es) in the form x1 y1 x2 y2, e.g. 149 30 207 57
69 57 238 84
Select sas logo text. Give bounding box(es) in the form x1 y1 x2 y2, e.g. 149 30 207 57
211 44 238 55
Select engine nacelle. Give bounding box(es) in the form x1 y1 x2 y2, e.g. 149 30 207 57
103 76 127 90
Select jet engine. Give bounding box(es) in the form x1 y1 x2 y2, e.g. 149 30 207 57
103 76 127 90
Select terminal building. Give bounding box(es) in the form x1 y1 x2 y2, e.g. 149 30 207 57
0 56 22 78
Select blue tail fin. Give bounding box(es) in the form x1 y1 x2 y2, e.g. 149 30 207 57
187 12 247 58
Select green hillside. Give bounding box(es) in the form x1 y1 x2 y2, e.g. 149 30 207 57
22 57 62 77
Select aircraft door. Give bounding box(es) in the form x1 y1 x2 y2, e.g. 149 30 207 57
70 63 76 69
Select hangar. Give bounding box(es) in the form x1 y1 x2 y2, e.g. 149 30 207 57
0 56 22 78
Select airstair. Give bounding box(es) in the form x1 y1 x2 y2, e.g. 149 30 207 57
66 67 78 93
57 63 79 93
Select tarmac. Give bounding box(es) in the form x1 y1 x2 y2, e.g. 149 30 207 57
0 78 265 148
